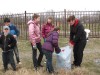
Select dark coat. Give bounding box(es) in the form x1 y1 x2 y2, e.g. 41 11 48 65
0 33 16 52
70 19 86 45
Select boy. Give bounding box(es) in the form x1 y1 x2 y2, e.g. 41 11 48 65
0 26 16 71
4 18 21 64
67 15 87 67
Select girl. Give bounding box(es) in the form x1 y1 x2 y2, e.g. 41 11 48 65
42 17 54 42
42 27 61 73
28 14 43 70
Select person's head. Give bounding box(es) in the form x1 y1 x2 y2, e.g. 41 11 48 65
67 15 76 26
32 13 40 23
3 26 10 36
4 18 10 26
53 27 60 33
47 17 53 24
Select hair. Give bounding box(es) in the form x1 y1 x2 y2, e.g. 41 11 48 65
53 27 60 31
67 15 75 22
4 18 10 23
48 16 53 20
32 13 40 20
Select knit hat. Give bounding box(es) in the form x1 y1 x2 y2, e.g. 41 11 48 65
3 26 10 31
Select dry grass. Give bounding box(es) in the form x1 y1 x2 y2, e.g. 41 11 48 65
0 67 96 75
0 38 100 75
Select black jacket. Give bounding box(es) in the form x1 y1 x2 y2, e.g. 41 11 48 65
70 20 86 43
0 33 16 52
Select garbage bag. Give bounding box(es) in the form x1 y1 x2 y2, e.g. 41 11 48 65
56 46 72 69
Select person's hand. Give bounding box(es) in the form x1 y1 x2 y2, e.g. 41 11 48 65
8 45 11 47
33 45 37 49
13 35 17 38
69 42 73 47
55 47 61 54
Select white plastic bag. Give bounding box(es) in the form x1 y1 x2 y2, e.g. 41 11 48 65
56 46 72 69
84 29 90 41
84 29 90 38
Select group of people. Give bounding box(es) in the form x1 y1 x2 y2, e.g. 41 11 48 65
0 18 21 71
0 14 87 74
28 14 87 73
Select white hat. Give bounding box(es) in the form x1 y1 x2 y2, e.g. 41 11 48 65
3 26 10 31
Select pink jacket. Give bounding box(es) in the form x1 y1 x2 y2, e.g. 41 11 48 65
42 23 54 38
27 20 41 45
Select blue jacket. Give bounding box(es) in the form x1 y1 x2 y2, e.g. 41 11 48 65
9 23 20 37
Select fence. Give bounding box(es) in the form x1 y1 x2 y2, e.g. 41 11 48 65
0 9 100 40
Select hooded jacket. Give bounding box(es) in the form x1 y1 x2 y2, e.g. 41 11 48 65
70 19 86 45
9 23 20 37
42 22 54 38
0 33 16 52
42 31 61 53
27 20 41 45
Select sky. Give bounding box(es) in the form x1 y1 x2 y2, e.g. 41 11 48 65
0 0 100 14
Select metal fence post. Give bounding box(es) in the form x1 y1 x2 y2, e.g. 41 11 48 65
64 9 67 37
25 11 27 40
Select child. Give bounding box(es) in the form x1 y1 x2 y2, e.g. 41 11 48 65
42 17 54 42
0 26 16 72
27 14 43 70
4 18 21 64
42 27 61 73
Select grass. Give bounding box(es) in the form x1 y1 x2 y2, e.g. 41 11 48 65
0 38 100 75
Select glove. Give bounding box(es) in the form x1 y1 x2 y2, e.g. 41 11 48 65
55 47 61 54
69 40 75 46
8 45 11 47
13 35 17 38
33 45 37 49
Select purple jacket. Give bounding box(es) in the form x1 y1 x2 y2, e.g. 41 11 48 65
42 31 61 53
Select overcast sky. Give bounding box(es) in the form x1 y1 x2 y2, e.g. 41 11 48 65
0 0 100 14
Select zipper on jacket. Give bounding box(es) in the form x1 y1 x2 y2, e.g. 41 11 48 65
4 36 7 51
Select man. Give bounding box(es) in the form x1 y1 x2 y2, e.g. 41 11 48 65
0 26 16 72
67 15 87 67
4 18 21 64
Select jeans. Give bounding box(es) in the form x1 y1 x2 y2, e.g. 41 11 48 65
43 49 54 73
43 38 46 42
2 50 16 71
13 44 20 63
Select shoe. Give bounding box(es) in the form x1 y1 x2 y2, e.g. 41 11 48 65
71 64 81 69
71 64 75 69
3 69 6 73
34 66 38 71
49 71 58 75
44 61 46 64
18 62 22 65
3 67 9 72
73 63 81 67
13 69 17 71
38 64 43 67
